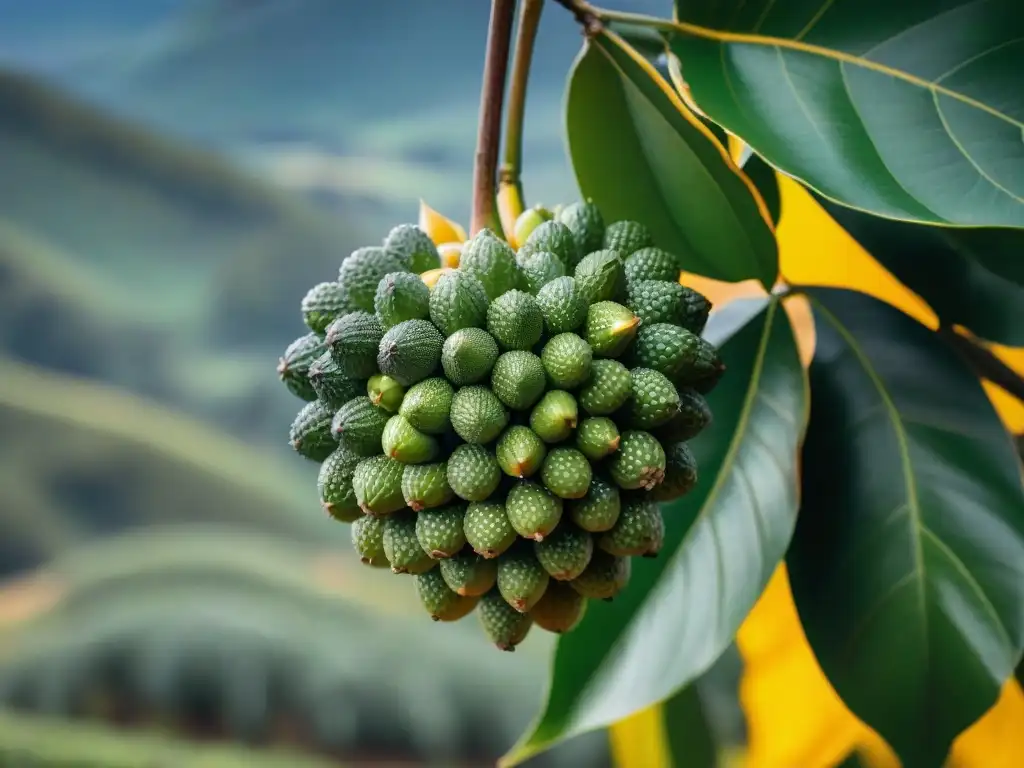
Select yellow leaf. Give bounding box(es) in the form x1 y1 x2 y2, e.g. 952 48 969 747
419 267 453 290
949 679 1024 767
438 242 462 269
609 705 671 768
737 565 899 768
418 200 466 246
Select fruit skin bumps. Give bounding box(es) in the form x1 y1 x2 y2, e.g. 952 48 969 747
277 201 722 652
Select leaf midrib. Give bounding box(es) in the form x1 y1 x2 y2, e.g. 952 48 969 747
813 300 1017 673
667 15 1024 130
813 300 930 671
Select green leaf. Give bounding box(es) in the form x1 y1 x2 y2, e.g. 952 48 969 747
738 150 781 227
816 196 1024 345
566 31 778 287
501 296 807 766
669 1 1024 227
664 684 718 768
789 288 1024 767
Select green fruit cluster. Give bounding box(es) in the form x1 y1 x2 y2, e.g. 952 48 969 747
277 202 722 651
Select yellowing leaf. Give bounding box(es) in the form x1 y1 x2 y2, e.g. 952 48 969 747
949 679 1024 767
417 200 466 246
609 706 671 768
737 565 899 768
437 242 462 269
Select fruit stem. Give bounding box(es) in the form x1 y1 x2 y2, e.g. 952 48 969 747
499 0 545 209
472 0 518 237
552 0 674 35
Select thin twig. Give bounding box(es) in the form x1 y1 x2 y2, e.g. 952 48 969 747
472 0 517 236
499 0 545 191
939 325 1024 403
550 0 603 34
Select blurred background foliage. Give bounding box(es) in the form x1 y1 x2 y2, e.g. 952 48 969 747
0 0 744 764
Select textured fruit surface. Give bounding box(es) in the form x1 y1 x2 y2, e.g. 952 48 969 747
384 223 440 274
599 497 665 557
534 524 593 581
496 544 550 612
318 446 364 522
570 550 631 600
541 447 592 499
447 443 501 502
331 396 389 456
429 270 489 336
632 322 722 386
338 246 404 312
401 462 454 511
574 249 626 306
353 455 406 516
541 333 592 389
464 500 517 558
383 513 436 574
440 551 498 596
490 351 546 410
531 581 588 633
459 230 520 299
441 327 499 385
585 301 640 358
517 249 566 293
677 285 713 334
609 431 667 491
301 281 349 334
382 414 439 464
529 390 578 444
576 417 620 461
415 504 467 558
495 426 547 478
367 374 404 412
308 352 364 409
280 200 726 650
569 475 621 532
415 568 478 621
352 515 389 567
517 220 580 272
479 589 533 651
627 367 682 429
449 386 508 444
278 332 324 401
374 271 431 329
289 400 335 462
557 200 604 256
603 220 653 256
486 290 543 351
655 388 713 442
624 248 679 285
536 276 588 334
398 377 454 434
325 311 384 379
377 318 444 386
650 441 699 502
506 482 563 541
627 279 687 326
577 358 632 415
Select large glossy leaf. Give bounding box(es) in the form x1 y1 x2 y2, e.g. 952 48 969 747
566 30 778 287
816 197 1024 346
501 296 808 765
669 0 1024 227
789 288 1024 766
